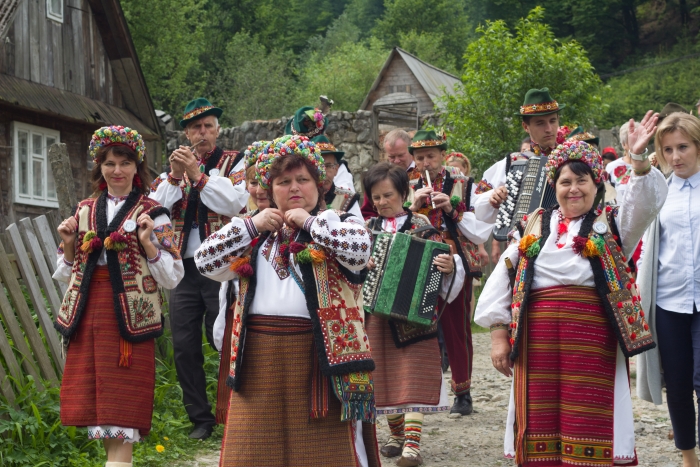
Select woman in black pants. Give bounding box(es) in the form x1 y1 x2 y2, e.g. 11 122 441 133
638 112 700 467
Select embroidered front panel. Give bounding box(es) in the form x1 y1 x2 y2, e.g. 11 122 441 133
118 230 144 293
526 434 613 466
227 278 249 379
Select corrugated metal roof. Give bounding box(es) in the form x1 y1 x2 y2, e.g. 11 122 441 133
0 74 158 137
395 48 460 103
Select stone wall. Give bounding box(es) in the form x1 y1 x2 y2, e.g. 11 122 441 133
165 110 375 193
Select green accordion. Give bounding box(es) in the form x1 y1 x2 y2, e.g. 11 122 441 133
363 232 450 327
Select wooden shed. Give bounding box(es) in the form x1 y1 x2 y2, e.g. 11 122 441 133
360 47 460 116
0 0 162 228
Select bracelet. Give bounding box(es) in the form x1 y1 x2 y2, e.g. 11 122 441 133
629 148 649 161
489 323 510 332
633 163 652 176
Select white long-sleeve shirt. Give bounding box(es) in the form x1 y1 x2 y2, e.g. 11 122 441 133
52 198 184 289
655 170 700 313
475 167 668 328
149 155 249 259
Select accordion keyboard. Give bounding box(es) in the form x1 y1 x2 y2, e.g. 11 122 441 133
362 234 391 310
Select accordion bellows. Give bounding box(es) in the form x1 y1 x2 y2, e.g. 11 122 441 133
363 232 449 328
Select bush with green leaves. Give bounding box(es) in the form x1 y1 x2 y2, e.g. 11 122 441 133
0 329 222 466
440 7 604 178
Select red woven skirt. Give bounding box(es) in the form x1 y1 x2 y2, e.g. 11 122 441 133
365 314 442 410
60 267 156 434
514 285 624 466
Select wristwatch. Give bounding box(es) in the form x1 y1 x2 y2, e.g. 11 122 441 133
629 148 649 161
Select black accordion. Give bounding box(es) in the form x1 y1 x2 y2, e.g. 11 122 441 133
363 232 449 328
493 154 557 241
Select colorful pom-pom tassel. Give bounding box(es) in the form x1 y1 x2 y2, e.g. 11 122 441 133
450 196 461 209
518 234 539 256
582 239 600 258
236 264 254 277
309 248 326 264
296 249 312 264
228 256 250 272
289 242 306 254
571 235 588 254
525 241 541 258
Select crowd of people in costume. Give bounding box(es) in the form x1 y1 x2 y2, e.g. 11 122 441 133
51 88 700 467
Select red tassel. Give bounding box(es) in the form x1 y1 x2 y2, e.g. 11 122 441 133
571 236 588 254
237 264 254 277
133 174 143 189
279 243 289 256
90 237 103 250
99 181 108 191
289 242 306 254
119 338 132 367
557 222 568 234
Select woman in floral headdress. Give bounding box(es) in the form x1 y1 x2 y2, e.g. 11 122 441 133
475 111 667 466
53 126 184 467
194 134 380 466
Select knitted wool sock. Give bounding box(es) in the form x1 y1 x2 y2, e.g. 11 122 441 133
385 413 405 446
402 412 424 456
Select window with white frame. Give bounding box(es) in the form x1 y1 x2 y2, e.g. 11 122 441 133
13 122 59 208
47 0 63 23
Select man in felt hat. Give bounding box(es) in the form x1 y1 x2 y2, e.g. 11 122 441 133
311 135 363 219
659 102 689 123
286 106 356 192
567 126 600 148
406 129 492 418
150 97 249 440
474 87 565 223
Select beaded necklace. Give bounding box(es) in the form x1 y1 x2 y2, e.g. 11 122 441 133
555 211 584 248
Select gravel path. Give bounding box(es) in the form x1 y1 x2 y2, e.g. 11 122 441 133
195 332 691 466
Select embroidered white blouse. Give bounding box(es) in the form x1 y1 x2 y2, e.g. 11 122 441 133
149 156 249 259
52 196 184 289
194 210 372 319
475 167 667 329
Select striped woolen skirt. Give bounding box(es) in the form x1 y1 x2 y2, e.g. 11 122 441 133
514 285 624 467
60 267 156 434
220 315 380 467
365 314 443 412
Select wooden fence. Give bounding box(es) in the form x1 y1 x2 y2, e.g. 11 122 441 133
0 211 66 403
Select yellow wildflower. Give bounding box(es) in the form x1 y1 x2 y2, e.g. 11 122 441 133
156 445 165 453
163 436 169 441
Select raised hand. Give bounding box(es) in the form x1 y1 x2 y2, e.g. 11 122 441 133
627 110 660 156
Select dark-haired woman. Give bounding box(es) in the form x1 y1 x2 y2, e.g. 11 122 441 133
195 135 379 466
363 162 464 467
53 126 183 467
475 111 667 466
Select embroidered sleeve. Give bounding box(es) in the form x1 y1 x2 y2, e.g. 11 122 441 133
307 210 371 271
194 217 252 282
192 174 209 191
228 170 246 186
152 223 181 260
149 172 185 211
147 214 185 289
52 240 74 284
474 179 493 194
474 242 520 328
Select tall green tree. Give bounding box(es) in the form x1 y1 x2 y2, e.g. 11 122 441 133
374 0 470 71
208 33 297 127
441 7 604 177
121 0 207 117
295 38 388 111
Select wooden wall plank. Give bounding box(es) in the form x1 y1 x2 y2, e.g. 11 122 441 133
14 0 28 80
50 21 63 89
83 3 93 99
0 275 44 391
0 236 58 384
72 3 84 96
32 215 67 295
5 224 63 375
28 0 40 83
0 354 14 404
39 0 50 86
0 315 22 384
62 0 74 92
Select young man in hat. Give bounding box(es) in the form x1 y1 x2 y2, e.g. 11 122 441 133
149 98 249 439
311 135 363 219
567 126 599 148
407 130 492 416
474 87 565 224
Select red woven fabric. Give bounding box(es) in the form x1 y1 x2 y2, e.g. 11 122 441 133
514 285 629 466
437 281 473 394
60 267 156 434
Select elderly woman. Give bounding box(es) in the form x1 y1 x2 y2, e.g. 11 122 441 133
363 162 465 467
194 135 379 466
475 111 667 466
637 113 700 467
54 126 184 467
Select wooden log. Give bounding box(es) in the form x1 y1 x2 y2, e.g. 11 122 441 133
5 224 64 374
18 218 64 329
0 273 44 391
32 215 67 295
48 143 77 221
0 238 58 384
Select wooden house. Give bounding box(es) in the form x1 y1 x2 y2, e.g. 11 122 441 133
0 0 162 228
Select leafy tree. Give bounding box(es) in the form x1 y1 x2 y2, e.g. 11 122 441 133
295 38 388 111
599 38 700 128
208 33 297 127
306 12 362 60
398 30 458 74
441 7 604 177
374 0 470 71
121 0 207 117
